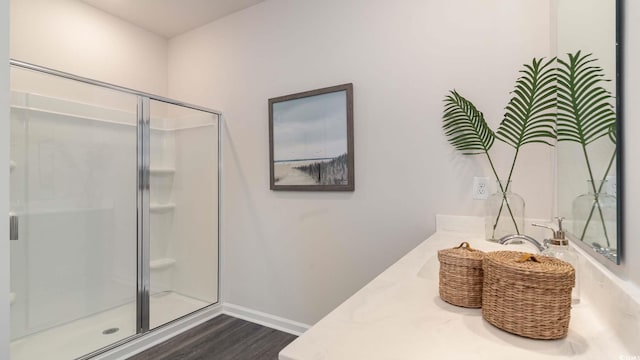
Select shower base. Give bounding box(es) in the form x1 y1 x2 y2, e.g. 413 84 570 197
10 292 210 360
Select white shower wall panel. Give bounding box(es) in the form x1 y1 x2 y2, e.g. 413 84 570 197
9 94 139 339
150 129 176 205
147 100 219 305
25 209 121 329
168 125 219 303
11 70 140 123
144 104 220 330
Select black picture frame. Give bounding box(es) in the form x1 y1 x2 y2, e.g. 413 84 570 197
269 83 354 191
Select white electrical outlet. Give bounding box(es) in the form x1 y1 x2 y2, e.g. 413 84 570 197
473 176 490 200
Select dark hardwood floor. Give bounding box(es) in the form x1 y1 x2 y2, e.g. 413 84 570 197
128 314 297 360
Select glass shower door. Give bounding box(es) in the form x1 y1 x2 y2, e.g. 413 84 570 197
147 100 219 329
9 67 139 360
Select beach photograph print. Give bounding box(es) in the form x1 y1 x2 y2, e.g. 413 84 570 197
269 83 354 191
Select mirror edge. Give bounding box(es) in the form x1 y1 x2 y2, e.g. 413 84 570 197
566 0 624 267
615 0 624 265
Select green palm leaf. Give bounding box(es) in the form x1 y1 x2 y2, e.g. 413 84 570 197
608 123 616 144
557 51 616 145
442 90 495 155
497 57 557 149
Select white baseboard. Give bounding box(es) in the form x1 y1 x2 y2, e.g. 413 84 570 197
222 303 311 336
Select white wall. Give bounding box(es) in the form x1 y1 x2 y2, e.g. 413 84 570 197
1 0 10 356
623 0 640 287
10 0 168 95
168 0 553 324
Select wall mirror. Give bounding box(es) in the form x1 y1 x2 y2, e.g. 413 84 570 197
555 0 622 264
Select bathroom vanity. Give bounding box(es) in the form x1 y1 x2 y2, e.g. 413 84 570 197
279 216 640 360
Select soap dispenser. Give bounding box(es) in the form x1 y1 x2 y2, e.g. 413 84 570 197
534 217 580 304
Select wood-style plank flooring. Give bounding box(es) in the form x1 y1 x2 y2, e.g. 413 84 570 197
128 314 297 360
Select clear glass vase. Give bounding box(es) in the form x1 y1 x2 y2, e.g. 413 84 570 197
572 180 617 249
485 180 525 242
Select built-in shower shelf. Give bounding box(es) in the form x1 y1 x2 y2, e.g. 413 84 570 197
150 258 176 270
150 203 176 213
10 160 16 172
10 292 16 305
150 167 176 176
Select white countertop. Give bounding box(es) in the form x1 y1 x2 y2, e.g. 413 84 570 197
279 231 632 360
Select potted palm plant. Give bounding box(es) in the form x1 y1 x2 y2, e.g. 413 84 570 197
442 57 557 240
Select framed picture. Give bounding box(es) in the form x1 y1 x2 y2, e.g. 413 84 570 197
269 83 354 191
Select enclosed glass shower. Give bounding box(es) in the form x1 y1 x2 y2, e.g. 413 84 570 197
8 60 220 360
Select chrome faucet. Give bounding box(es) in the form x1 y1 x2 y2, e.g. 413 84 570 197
498 218 566 253
498 234 546 252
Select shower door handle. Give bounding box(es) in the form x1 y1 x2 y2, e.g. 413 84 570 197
9 212 18 241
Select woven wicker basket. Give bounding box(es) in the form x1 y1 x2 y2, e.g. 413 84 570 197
482 251 575 339
438 242 485 308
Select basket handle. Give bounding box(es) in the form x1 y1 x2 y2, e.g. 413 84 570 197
517 254 540 263
455 242 473 251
